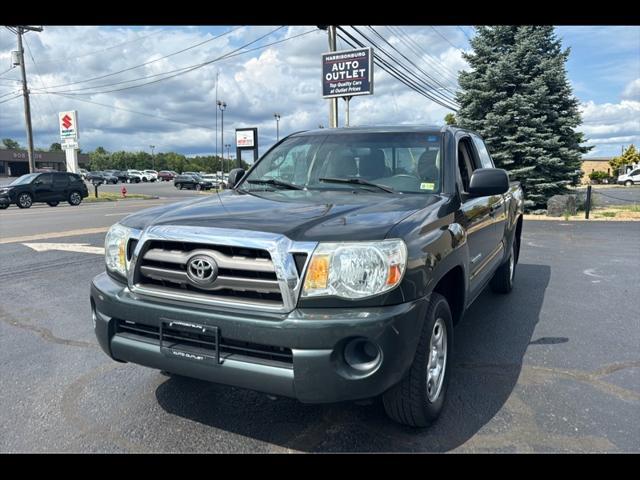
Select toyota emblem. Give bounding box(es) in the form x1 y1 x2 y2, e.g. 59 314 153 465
186 254 218 286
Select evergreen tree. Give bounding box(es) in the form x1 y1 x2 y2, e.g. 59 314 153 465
456 26 590 209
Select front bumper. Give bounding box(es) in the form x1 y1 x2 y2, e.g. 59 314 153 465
91 272 429 403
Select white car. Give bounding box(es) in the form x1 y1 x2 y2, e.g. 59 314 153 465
126 169 149 183
617 168 640 186
200 174 221 187
143 170 158 182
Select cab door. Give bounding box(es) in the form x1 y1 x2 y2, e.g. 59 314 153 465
455 135 503 301
32 173 54 202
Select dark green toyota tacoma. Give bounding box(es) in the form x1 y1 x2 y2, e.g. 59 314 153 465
91 126 524 427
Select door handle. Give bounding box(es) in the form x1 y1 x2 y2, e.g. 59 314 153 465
490 203 502 216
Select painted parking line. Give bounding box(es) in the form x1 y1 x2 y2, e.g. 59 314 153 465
0 227 110 244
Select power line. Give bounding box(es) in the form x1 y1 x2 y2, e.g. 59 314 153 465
24 36 59 124
429 26 466 53
0 94 21 105
366 26 459 99
35 27 317 97
337 28 458 111
387 26 461 85
23 27 164 66
457 26 473 43
343 26 459 109
38 25 244 91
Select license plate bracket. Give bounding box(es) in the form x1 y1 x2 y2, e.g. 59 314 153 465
159 319 220 365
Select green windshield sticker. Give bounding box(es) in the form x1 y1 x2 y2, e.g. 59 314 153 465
420 182 435 190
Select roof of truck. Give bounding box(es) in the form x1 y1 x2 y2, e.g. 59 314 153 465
293 125 449 136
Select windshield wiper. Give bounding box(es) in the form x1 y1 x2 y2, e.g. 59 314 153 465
319 177 394 193
246 178 304 190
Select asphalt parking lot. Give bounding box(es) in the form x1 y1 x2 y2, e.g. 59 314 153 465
0 198 638 452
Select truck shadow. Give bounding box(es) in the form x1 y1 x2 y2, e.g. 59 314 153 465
155 263 551 452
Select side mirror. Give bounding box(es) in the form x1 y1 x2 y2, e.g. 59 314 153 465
468 168 509 197
228 168 246 189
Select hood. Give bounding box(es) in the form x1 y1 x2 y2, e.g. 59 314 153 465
120 189 442 242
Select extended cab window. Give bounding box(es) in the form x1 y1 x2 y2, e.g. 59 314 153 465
471 134 494 169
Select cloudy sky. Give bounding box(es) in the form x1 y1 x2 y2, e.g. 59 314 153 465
0 25 638 160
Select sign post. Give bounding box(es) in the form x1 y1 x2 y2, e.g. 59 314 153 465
322 47 373 127
59 110 80 173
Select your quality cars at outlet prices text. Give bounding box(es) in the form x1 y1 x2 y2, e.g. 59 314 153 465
91 125 524 427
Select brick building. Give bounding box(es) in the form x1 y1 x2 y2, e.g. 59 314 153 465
580 157 613 184
0 149 90 178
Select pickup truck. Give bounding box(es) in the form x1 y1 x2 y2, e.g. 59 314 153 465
91 125 524 427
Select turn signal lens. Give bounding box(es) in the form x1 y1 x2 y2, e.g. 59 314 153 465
304 254 329 290
387 264 402 286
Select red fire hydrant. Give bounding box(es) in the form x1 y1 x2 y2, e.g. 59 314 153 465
121 185 127 198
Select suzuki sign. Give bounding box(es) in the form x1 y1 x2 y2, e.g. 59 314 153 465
59 110 79 140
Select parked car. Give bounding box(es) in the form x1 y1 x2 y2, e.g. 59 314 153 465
125 169 149 183
91 125 524 427
79 168 88 180
200 174 221 187
173 174 213 190
112 170 130 183
157 170 176 181
0 171 88 209
101 171 119 184
143 170 158 182
617 168 640 186
86 171 108 183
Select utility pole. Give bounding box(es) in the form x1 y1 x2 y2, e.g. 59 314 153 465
14 26 43 173
225 144 231 172
328 26 338 128
274 113 281 141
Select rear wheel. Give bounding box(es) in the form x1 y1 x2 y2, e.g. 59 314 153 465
382 292 453 427
175 183 182 190
47 201 60 207
17 193 33 209
68 191 82 206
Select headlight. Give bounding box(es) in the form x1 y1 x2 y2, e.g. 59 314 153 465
301 239 407 299
104 223 133 279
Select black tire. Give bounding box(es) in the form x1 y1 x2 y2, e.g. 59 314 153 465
382 292 453 427
135 178 140 183
175 183 182 190
195 184 202 191
47 201 60 207
625 180 633 187
68 191 82 206
0 203 8 210
490 240 517 294
16 192 33 209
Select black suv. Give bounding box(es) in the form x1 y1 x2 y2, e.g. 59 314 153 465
0 172 89 209
173 174 213 190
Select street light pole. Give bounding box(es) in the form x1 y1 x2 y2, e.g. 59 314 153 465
327 26 338 128
149 145 155 170
225 144 231 173
274 113 281 141
217 100 226 172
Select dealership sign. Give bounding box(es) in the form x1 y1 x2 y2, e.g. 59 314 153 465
322 47 373 98
59 110 78 140
236 129 255 148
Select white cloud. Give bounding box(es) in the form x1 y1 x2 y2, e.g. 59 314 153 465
580 100 640 156
622 78 640 100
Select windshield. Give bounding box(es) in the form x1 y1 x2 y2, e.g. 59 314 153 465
9 173 40 186
240 131 443 194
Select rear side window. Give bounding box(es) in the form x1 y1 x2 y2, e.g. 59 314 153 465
53 174 68 188
471 134 494 169
68 174 81 183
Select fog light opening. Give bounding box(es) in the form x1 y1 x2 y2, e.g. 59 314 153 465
344 338 382 373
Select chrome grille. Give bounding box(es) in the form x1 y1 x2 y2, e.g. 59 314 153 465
128 226 317 313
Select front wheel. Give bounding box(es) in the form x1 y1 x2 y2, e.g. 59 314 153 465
175 183 181 190
16 193 33 209
195 184 202 191
68 191 83 206
0 203 8 210
47 201 60 207
382 292 453 427
490 241 517 294
625 180 633 187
